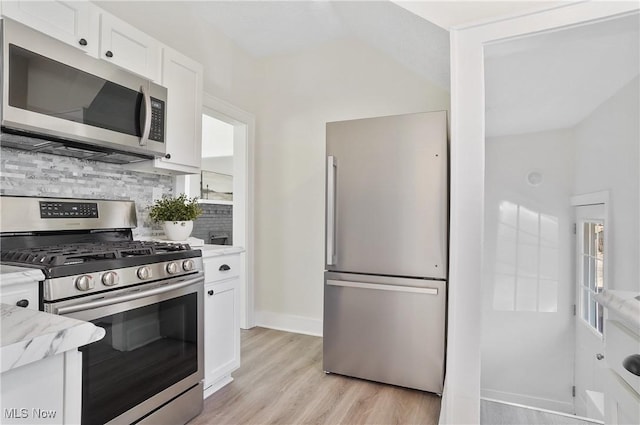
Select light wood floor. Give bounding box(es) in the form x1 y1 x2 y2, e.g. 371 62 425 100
190 327 441 425
481 400 602 425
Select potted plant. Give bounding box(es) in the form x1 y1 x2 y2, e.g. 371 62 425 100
149 194 203 241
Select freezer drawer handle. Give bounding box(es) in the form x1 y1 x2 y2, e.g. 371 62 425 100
327 279 438 295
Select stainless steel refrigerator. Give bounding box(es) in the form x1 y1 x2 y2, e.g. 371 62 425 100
323 111 448 393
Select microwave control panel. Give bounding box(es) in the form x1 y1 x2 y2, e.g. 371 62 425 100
149 98 165 142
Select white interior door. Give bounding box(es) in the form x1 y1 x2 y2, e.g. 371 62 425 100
574 203 607 418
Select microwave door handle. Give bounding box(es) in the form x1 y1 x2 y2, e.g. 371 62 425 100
139 85 152 146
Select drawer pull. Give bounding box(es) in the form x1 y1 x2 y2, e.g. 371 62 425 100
16 299 29 308
219 264 231 271
208 290 214 296
622 354 640 377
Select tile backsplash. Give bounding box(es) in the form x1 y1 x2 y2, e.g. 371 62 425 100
0 147 174 237
192 203 233 245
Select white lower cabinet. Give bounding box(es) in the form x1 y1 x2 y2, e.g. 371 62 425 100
203 254 241 398
0 350 82 424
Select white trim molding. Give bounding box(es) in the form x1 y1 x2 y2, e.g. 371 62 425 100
255 311 323 337
570 190 610 207
179 93 256 329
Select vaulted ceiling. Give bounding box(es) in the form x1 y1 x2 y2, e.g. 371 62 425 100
96 1 450 90
485 12 640 137
97 1 639 137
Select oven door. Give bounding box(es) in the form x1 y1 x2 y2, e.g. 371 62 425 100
47 273 203 425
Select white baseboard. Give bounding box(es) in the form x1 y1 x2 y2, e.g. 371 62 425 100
255 310 323 337
481 388 574 415
204 375 233 399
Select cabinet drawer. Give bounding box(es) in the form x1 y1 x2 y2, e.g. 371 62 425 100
0 285 38 310
605 320 640 394
204 255 240 283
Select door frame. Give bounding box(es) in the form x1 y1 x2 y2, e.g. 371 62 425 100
446 3 639 424
571 191 609 418
177 93 255 329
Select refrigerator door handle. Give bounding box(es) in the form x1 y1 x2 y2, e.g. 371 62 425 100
327 279 438 295
326 156 337 265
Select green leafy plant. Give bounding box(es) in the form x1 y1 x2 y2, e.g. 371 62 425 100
149 194 202 223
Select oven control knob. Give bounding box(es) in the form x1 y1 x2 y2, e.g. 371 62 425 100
182 259 195 272
102 271 119 286
137 266 152 280
75 275 94 291
166 262 179 274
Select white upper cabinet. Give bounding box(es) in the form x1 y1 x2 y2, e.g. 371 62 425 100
2 0 203 174
158 46 203 172
99 12 161 82
1 0 99 56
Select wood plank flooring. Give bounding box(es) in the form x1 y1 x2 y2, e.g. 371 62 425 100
481 400 602 425
190 327 441 425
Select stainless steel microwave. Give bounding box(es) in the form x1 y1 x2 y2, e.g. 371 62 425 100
0 19 167 163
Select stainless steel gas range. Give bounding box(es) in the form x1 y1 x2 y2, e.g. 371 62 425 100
0 196 204 425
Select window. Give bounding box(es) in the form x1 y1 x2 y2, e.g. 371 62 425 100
579 220 605 334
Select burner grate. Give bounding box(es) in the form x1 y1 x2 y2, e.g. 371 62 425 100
0 241 192 267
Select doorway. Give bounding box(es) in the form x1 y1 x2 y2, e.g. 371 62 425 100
177 94 255 329
481 11 638 422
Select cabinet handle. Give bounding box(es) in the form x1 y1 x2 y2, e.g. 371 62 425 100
16 299 29 308
208 290 214 296
219 264 231 271
79 38 88 46
596 353 604 360
623 354 640 377
165 153 171 159
105 50 113 58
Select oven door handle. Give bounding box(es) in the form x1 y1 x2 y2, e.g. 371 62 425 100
54 276 202 316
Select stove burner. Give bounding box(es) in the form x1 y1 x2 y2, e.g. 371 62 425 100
1 241 192 267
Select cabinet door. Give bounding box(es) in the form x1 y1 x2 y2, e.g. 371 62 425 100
1 0 99 56
204 278 240 391
159 47 203 171
99 12 160 81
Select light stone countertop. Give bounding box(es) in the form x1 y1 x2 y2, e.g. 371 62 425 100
1 304 105 373
0 264 45 288
0 265 105 374
199 244 245 258
595 290 640 333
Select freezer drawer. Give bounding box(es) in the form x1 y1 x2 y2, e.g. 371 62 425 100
323 272 446 393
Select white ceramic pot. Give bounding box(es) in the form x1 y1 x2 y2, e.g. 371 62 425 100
163 221 193 241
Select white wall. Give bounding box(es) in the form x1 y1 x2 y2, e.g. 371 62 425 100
573 76 639 293
482 129 575 412
201 156 234 176
252 36 450 334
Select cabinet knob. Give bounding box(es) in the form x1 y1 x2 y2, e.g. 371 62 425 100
79 38 88 46
596 353 604 360
165 153 171 159
623 354 640 377
219 264 231 271
105 50 113 58
16 299 29 308
208 290 214 296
